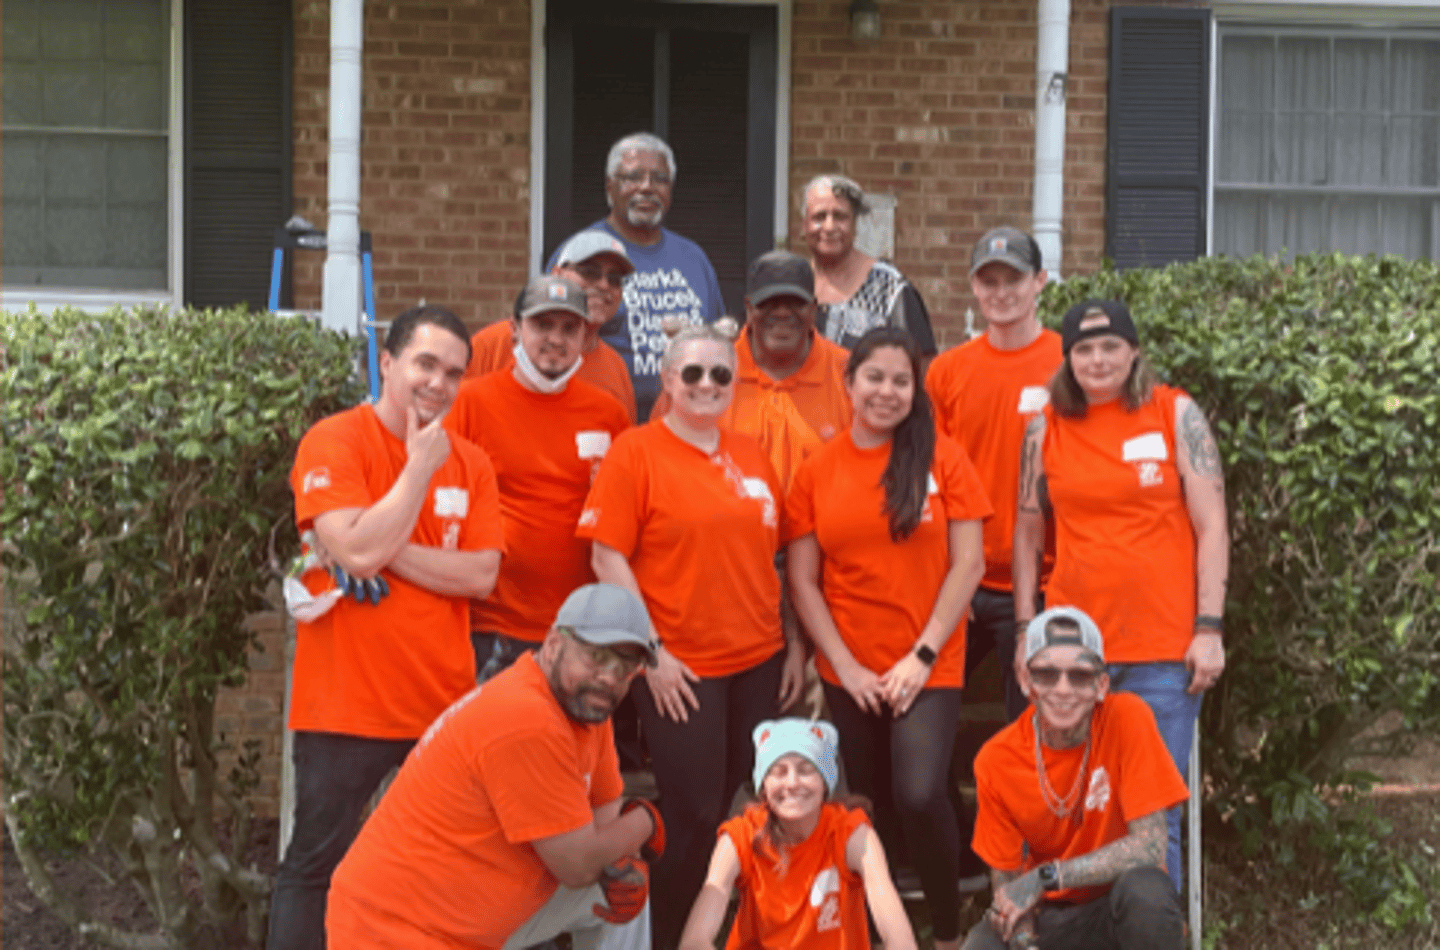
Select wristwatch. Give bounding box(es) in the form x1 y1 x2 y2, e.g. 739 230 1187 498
1038 861 1061 892
914 644 937 666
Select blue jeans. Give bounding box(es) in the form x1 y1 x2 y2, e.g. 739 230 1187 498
1106 662 1201 895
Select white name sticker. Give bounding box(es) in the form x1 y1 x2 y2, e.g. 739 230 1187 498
575 430 612 460
926 473 940 496
433 487 470 518
1017 386 1050 414
742 477 774 502
1121 432 1169 463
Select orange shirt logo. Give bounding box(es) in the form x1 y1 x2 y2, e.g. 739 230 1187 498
301 467 331 493
1085 765 1112 812
809 865 842 932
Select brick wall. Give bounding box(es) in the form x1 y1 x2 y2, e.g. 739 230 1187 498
290 0 535 329
789 0 1115 348
214 609 288 818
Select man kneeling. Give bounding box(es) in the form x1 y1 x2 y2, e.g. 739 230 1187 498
963 607 1186 950
327 583 666 950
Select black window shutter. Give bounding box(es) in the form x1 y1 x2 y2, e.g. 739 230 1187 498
184 0 292 310
1106 7 1210 269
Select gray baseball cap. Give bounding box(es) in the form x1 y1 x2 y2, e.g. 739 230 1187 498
517 274 589 322
556 230 636 274
1024 606 1105 665
554 583 658 663
969 226 1042 277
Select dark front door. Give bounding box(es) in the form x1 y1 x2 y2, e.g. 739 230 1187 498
544 0 778 315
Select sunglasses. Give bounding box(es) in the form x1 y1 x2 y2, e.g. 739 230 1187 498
561 628 646 676
573 262 626 288
1027 666 1101 690
679 364 734 386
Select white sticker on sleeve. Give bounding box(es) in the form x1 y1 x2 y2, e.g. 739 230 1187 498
433 487 470 518
1017 386 1049 414
926 473 940 495
575 430 612 460
1121 432 1169 462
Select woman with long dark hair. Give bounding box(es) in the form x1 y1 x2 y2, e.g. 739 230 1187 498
786 326 989 950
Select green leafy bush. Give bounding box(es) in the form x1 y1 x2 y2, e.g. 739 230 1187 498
2 305 362 948
1040 253 1440 922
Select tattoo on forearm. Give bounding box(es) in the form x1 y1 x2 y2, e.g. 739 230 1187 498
1059 810 1167 889
1180 402 1224 482
1018 416 1045 514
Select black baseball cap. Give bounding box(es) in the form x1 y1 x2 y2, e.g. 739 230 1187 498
1060 299 1140 355
746 251 815 306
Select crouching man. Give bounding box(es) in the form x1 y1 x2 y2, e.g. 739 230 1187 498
326 583 667 950
963 607 1187 950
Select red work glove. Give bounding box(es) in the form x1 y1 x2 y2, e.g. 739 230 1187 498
592 856 648 924
622 798 665 862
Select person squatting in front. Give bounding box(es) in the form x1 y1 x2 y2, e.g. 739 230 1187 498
679 719 916 950
448 274 630 683
269 305 504 950
580 324 806 950
962 607 1187 950
325 583 667 950
786 326 990 950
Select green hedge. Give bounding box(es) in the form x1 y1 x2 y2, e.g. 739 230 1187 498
1040 254 1439 922
2 305 363 947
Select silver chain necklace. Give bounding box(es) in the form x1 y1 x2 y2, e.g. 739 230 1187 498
1033 711 1091 822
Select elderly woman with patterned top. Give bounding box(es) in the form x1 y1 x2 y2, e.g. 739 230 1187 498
786 327 989 950
680 719 916 950
801 175 938 357
1011 298 1230 894
579 323 807 950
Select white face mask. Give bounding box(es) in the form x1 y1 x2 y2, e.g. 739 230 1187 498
512 341 582 394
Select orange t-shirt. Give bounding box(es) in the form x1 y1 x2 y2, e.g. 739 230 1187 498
1041 385 1196 663
652 327 852 493
577 421 784 678
926 330 1062 591
447 371 630 642
465 320 638 423
785 433 992 689
971 692 1188 905
722 803 872 950
289 404 504 739
327 653 624 950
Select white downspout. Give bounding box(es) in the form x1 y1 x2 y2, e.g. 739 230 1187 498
322 0 364 334
1032 0 1070 279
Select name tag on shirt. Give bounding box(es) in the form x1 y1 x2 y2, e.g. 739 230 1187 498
433 487 470 518
1121 432 1169 463
1017 386 1049 414
742 477 773 502
575 430 612 460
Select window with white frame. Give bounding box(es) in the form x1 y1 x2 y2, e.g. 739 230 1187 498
2 0 172 293
1214 26 1440 260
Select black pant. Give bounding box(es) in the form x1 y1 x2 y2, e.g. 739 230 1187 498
266 731 414 950
633 651 784 950
960 866 1183 950
472 630 540 684
966 585 1032 722
825 683 964 942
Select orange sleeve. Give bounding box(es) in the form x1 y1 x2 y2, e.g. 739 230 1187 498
971 737 1029 871
924 356 956 440
587 343 638 425
291 416 372 528
481 726 596 844
465 321 514 380
782 450 819 543
576 430 646 557
937 437 993 524
455 438 505 552
590 724 624 808
445 377 483 445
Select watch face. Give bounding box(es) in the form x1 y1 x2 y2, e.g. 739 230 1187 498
1039 863 1059 890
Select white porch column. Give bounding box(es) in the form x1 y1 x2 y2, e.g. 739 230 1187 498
322 0 364 334
1032 0 1070 279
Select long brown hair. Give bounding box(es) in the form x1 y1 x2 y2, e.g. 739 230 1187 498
1048 350 1159 417
846 327 935 541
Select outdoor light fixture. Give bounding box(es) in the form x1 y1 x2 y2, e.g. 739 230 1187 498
850 0 881 41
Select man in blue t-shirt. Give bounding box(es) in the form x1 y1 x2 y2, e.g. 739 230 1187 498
547 132 724 421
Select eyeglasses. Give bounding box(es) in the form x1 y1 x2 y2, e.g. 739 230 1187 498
613 170 673 188
1027 666 1101 690
679 364 734 386
573 262 626 288
561 629 645 677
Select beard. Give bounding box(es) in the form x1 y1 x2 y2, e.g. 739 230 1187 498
546 661 620 725
624 197 665 228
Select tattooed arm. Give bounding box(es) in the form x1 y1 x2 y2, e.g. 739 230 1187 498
1011 413 1049 689
1057 809 1168 890
986 867 1040 946
1175 396 1230 693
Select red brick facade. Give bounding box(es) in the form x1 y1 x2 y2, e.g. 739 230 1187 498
231 0 1145 817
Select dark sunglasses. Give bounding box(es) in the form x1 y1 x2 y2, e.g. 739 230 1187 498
679 364 734 386
573 262 626 288
1027 666 1101 690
